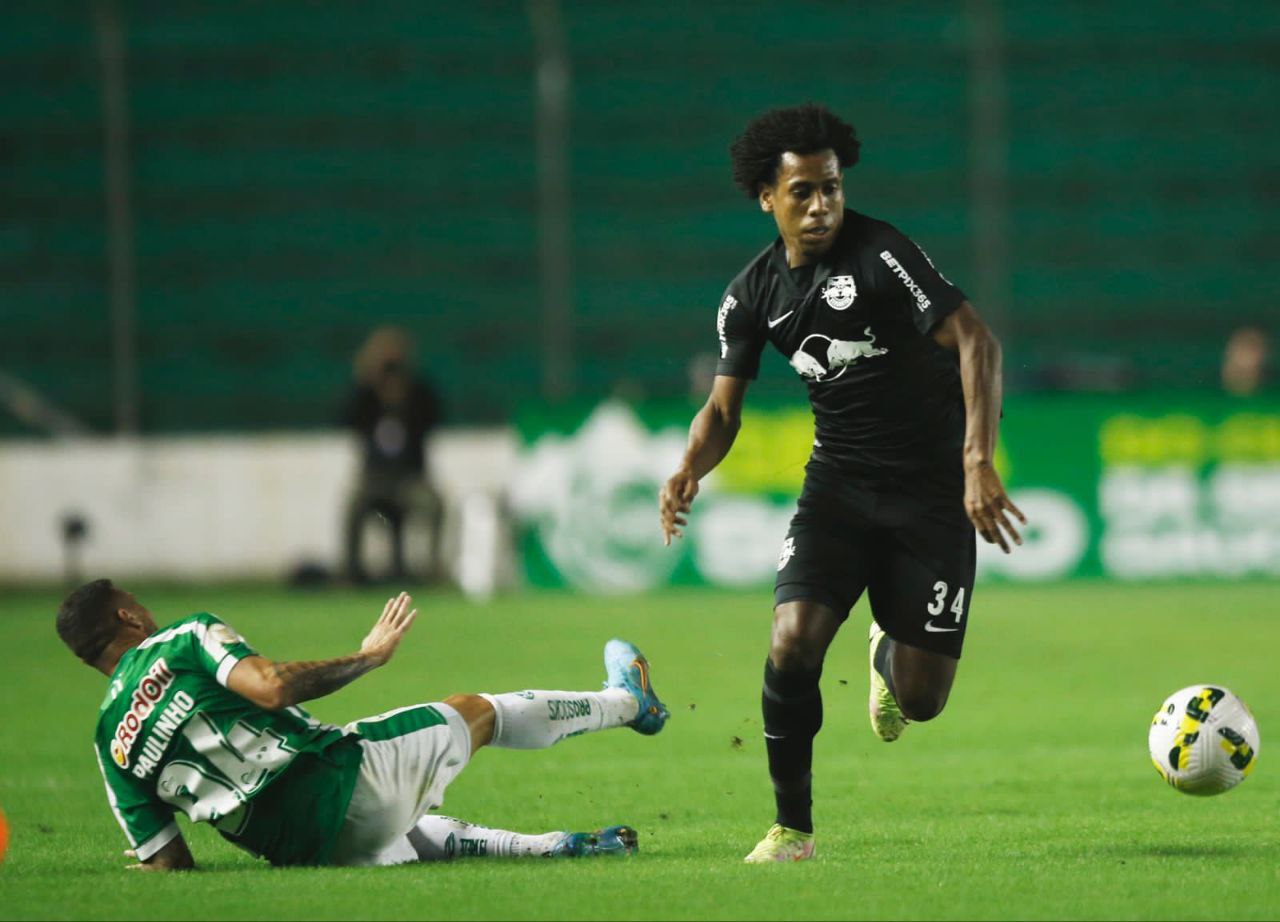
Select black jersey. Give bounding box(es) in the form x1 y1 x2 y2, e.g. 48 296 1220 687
715 209 968 494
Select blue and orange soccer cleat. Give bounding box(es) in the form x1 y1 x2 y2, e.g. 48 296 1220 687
603 639 669 735
549 825 639 857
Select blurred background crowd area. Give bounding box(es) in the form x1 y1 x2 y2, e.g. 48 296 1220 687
2 2 1277 590
2 1 1276 439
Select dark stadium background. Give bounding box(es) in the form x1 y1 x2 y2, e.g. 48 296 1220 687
3 2 1275 435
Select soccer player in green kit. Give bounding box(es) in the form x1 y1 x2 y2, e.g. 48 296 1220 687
57 580 668 869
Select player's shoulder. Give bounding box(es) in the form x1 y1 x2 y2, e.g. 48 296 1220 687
186 610 228 629
136 611 239 656
837 209 911 254
183 611 245 648
725 238 782 303
149 610 220 636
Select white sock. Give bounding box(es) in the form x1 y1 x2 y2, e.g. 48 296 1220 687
479 688 638 750
407 815 565 860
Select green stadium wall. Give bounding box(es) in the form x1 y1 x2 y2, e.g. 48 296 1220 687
513 394 1280 589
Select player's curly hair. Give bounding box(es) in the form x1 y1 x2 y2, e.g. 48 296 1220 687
729 103 861 199
57 578 121 664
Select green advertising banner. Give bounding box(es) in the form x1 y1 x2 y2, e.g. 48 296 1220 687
511 396 1280 591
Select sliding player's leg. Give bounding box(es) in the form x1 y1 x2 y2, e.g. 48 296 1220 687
356 816 639 865
330 640 666 866
448 638 667 753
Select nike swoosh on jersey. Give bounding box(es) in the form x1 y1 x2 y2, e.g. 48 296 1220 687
767 311 794 329
924 622 960 633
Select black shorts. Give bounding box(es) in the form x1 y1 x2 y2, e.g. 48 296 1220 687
773 462 976 658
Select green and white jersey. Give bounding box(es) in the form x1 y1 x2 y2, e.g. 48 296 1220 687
94 612 363 866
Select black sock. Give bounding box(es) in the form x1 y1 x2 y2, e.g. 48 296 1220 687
761 659 823 834
873 630 897 699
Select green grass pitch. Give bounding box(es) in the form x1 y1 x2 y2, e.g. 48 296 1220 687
0 581 1276 920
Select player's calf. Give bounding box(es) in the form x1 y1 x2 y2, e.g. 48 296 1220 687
886 640 956 723
373 816 638 863
762 602 841 832
870 627 957 735
895 687 948 723
478 687 638 749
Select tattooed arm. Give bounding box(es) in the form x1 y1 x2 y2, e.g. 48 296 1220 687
226 592 418 710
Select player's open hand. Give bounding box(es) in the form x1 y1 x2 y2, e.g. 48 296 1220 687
659 468 700 546
964 461 1026 554
121 840 194 871
122 849 155 871
361 591 418 665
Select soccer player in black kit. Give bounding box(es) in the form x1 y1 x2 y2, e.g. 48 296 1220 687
659 104 1026 862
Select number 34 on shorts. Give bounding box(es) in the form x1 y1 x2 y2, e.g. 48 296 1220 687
924 581 966 633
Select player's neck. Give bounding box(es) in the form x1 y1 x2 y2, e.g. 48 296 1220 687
781 237 830 269
782 242 810 269
94 636 140 676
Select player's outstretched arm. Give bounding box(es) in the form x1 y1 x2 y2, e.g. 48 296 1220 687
933 302 1026 553
226 592 418 710
660 375 750 545
125 833 195 871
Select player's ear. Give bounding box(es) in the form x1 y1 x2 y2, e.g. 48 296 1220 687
759 185 774 213
116 605 143 632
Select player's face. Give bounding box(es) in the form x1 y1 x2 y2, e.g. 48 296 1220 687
760 149 845 265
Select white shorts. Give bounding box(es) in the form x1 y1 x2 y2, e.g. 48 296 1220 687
329 702 472 866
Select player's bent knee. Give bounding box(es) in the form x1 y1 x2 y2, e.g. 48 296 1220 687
768 633 824 672
443 694 496 753
443 693 493 722
769 605 837 672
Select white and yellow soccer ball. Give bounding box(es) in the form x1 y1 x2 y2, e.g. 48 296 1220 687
1148 685 1260 796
